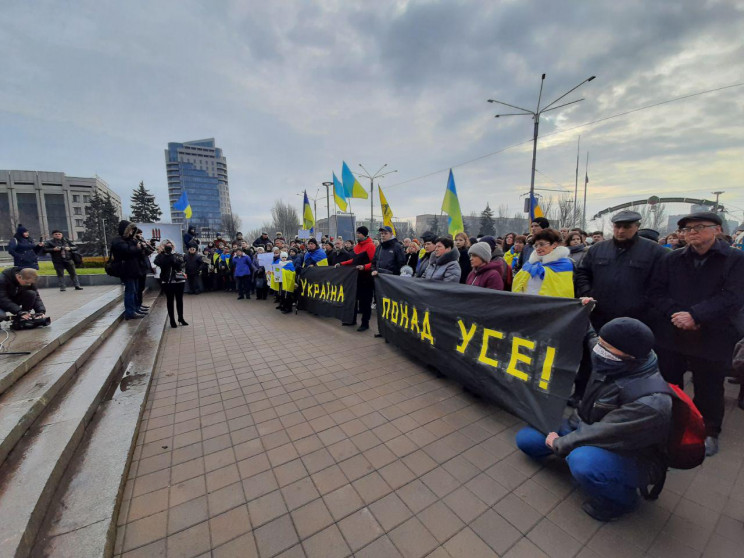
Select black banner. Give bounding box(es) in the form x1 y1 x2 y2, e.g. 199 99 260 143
297 266 358 323
375 275 591 433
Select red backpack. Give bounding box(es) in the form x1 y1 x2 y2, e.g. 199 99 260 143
620 374 706 499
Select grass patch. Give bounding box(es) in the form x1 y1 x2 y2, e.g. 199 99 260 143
36 261 107 276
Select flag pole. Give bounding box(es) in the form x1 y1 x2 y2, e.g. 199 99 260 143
574 136 580 226
582 152 589 230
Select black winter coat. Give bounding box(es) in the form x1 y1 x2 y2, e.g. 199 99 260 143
43 237 78 264
110 236 144 280
154 252 186 284
372 238 406 275
648 240 744 358
457 247 472 284
184 252 205 275
328 249 351 266
0 267 46 314
575 235 667 329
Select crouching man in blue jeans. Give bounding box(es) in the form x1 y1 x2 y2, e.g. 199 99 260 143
516 318 672 522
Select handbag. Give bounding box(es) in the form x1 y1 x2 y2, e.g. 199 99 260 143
71 251 83 267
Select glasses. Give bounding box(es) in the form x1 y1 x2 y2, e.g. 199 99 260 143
534 241 553 248
680 224 718 233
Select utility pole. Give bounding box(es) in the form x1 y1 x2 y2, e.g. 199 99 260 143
357 164 397 232
322 181 335 238
711 191 724 213
489 73 595 219
574 136 580 225
582 153 589 231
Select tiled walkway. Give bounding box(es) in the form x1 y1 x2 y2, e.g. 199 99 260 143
115 291 744 557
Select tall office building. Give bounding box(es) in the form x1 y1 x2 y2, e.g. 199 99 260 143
0 170 122 242
165 138 231 233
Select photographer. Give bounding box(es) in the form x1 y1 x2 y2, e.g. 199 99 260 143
44 230 83 291
111 220 147 320
153 239 189 328
8 225 44 270
135 229 155 313
0 267 47 322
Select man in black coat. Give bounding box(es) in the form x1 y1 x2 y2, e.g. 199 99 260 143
327 238 351 266
371 227 406 276
44 230 83 291
649 211 744 456
0 267 46 317
111 221 147 320
575 211 667 330
184 245 204 294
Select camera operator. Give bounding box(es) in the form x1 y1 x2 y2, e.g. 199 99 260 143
44 230 83 292
135 229 155 314
111 221 148 320
0 267 47 322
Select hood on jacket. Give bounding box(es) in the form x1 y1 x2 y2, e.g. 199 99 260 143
14 224 28 239
435 249 459 266
528 245 571 264
473 260 501 275
118 220 131 236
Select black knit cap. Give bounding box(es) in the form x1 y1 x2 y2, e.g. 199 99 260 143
599 317 655 359
357 226 369 236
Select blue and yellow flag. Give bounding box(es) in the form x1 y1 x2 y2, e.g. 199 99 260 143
303 191 315 231
441 169 464 236
529 192 544 221
172 190 192 219
333 172 347 212
281 261 296 293
342 161 368 199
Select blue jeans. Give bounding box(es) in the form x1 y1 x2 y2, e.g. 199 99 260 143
516 424 643 511
123 279 139 317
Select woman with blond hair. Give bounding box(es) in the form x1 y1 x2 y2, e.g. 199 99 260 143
454 232 472 284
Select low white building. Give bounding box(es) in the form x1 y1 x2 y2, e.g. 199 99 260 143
0 170 122 242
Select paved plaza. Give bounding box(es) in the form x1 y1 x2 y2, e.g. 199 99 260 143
114 291 744 557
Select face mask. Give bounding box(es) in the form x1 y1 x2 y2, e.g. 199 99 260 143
164 246 173 253
591 343 631 375
593 343 622 362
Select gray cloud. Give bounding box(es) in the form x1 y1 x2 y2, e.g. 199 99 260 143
0 0 742 232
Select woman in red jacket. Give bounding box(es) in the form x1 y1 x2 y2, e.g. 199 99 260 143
465 242 504 291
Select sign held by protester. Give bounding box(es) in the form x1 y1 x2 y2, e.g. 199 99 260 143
375 275 591 433
297 266 358 323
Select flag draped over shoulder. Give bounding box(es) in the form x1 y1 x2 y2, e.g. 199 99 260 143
441 169 464 236
172 190 192 219
529 192 544 221
378 185 396 236
333 172 347 211
342 161 368 199
303 191 315 231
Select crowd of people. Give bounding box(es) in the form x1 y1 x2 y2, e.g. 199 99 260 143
2 211 743 524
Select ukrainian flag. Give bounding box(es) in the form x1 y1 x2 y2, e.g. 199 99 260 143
303 191 315 231
172 190 192 219
441 169 464 236
281 261 296 292
529 193 544 221
342 162 368 199
333 172 347 212
512 257 574 298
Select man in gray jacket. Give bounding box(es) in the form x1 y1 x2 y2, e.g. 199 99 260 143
515 318 672 522
422 237 461 283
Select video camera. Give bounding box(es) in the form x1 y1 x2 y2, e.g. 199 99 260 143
0 314 52 330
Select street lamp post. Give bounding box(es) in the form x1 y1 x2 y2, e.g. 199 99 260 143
488 73 595 218
357 164 397 232
321 181 336 238
101 218 108 258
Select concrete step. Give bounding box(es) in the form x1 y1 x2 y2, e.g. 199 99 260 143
0 292 165 558
0 304 124 467
31 299 168 558
0 286 123 397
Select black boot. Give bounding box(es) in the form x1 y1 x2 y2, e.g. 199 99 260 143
170 319 178 328
178 318 189 326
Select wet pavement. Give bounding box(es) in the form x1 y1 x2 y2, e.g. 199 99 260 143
114 291 744 557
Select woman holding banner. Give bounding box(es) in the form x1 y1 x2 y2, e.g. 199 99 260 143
512 229 574 298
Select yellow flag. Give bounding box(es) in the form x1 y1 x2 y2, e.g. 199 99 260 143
378 185 396 236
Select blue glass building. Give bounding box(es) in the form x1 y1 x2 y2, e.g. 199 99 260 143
165 138 231 233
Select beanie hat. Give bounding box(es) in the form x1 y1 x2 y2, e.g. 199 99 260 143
280 251 288 259
468 242 492 263
599 317 655 359
357 226 369 237
479 236 497 251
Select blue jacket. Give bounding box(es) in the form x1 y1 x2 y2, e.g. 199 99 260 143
232 255 256 277
9 235 43 269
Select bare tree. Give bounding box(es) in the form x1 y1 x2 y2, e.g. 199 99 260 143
271 200 300 238
246 221 274 243
640 203 668 231
555 195 576 229
497 204 509 219
222 213 242 239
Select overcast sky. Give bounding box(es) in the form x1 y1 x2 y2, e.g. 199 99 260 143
2 0 743 232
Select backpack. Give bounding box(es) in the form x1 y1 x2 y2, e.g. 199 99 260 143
620 374 706 499
104 252 119 277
